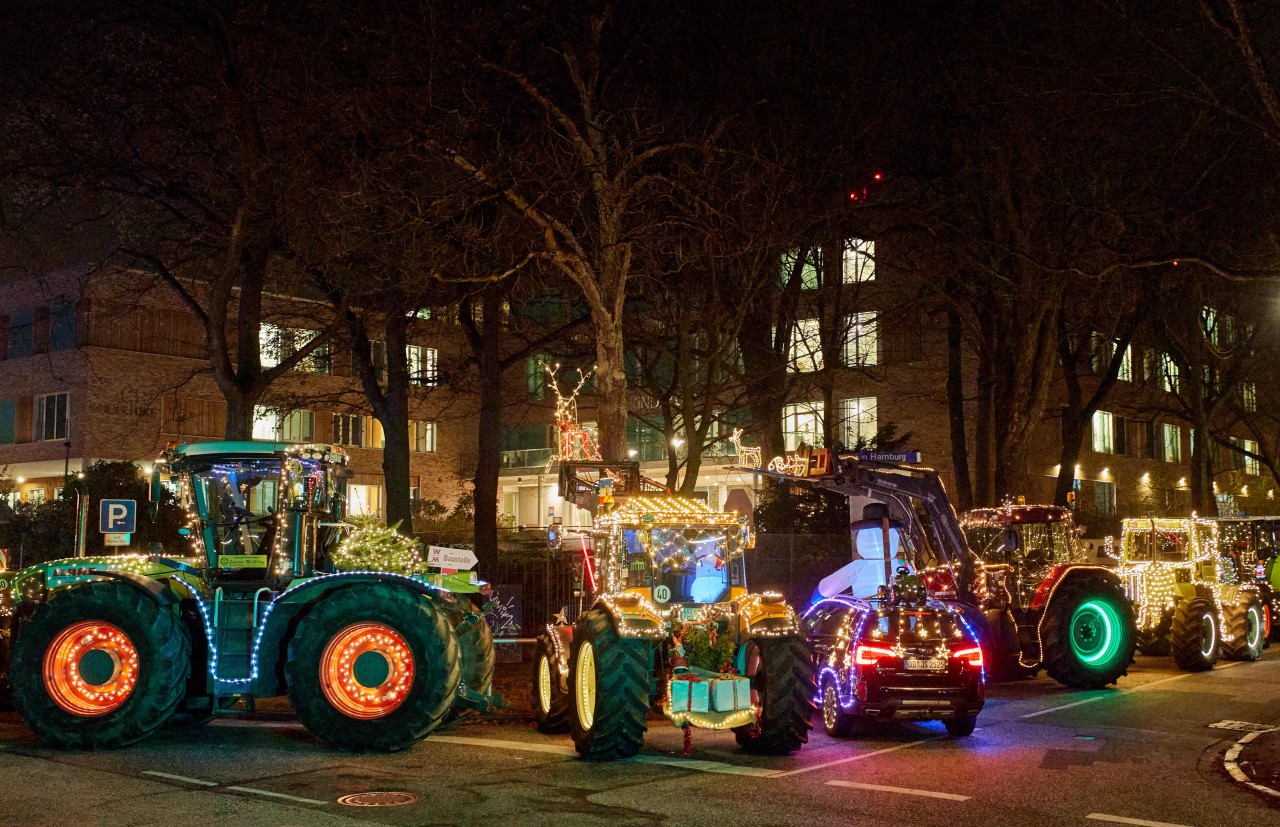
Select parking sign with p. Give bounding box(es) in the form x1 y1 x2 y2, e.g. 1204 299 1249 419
100 499 137 534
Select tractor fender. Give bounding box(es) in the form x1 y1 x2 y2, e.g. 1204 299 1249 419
737 592 803 637
251 572 450 696
595 593 666 640
89 570 180 606
1029 565 1119 613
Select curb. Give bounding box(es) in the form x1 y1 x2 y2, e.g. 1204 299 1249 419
1224 729 1280 801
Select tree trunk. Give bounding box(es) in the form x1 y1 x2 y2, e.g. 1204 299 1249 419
974 359 994 506
1054 415 1085 506
594 321 628 461
379 312 414 534
945 307 973 510
1190 423 1214 514
471 286 503 575
224 390 256 439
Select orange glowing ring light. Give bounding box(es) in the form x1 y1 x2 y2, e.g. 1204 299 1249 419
42 621 140 717
320 622 415 719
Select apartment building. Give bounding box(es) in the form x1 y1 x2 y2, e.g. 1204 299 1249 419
0 268 476 512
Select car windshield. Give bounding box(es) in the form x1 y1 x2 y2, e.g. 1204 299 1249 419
1122 528 1187 562
623 526 738 605
964 521 1076 565
191 459 282 559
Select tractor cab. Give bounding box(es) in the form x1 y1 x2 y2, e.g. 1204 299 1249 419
154 441 350 588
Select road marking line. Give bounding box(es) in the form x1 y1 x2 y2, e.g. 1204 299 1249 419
1021 661 1250 720
624 755 781 777
427 734 578 757
141 771 219 787
226 786 328 806
1085 813 1195 827
771 737 941 777
826 780 970 801
1223 728 1280 799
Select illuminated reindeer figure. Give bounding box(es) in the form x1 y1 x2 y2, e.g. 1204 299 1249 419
727 428 762 469
542 361 602 469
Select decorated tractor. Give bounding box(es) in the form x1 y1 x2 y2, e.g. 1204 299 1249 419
1116 516 1265 670
757 449 1135 691
532 474 813 760
959 504 1136 687
1212 517 1280 642
0 441 496 751
805 566 985 738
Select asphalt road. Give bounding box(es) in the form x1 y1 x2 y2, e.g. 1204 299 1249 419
1 652 1277 827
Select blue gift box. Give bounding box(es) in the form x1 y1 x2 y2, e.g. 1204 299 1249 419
710 676 752 711
670 677 711 712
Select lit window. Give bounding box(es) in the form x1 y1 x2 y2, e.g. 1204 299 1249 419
1159 353 1179 394
1244 439 1260 476
413 421 437 453
27 488 44 504
280 410 314 442
526 355 548 397
260 324 286 368
1242 382 1257 413
781 249 820 290
34 392 68 441
1116 342 1132 381
782 402 823 451
252 406 278 440
347 484 384 517
838 397 877 449
842 312 879 367
788 319 823 373
1091 410 1114 454
1162 423 1182 464
408 345 440 386
842 239 875 283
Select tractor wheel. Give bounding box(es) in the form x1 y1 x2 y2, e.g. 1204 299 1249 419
9 581 190 749
532 632 570 733
439 605 495 727
733 636 814 754
990 612 1038 681
819 676 856 737
568 608 653 760
1041 578 1136 689
1221 599 1266 662
286 583 460 752
944 716 977 737
1136 618 1171 656
1170 597 1218 672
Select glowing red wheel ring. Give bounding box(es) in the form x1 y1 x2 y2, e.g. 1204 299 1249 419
320 622 416 720
42 621 140 717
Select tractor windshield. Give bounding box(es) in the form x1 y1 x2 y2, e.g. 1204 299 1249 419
622 525 742 605
1122 528 1188 563
964 520 1077 566
191 459 283 561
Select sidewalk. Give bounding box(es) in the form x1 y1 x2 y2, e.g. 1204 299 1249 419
1225 726 1280 802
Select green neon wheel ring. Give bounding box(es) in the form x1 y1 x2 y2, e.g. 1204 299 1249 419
1069 599 1124 667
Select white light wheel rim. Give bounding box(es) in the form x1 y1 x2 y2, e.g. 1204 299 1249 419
575 641 596 731
1199 612 1216 659
1247 605 1264 651
538 654 553 715
822 683 838 731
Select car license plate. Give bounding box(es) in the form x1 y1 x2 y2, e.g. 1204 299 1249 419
905 658 946 671
681 607 702 621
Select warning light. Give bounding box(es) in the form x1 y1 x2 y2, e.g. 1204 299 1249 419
873 172 882 181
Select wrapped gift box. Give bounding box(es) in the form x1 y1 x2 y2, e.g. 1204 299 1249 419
670 677 710 712
710 676 752 711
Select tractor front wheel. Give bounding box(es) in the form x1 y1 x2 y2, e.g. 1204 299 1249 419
10 581 189 748
568 608 653 760
733 636 814 754
532 632 570 733
1170 597 1218 672
1221 599 1266 662
1041 578 1136 689
286 583 460 751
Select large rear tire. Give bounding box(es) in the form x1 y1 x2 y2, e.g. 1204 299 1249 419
532 631 570 733
1170 597 1218 672
286 583 460 751
1041 578 1136 689
733 636 814 754
10 581 190 749
1221 599 1265 662
568 608 653 760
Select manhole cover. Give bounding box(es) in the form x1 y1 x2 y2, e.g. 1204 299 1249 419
337 792 420 807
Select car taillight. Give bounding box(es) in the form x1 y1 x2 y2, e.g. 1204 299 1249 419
952 646 983 668
854 644 898 665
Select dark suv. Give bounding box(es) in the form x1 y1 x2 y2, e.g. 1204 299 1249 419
804 572 985 738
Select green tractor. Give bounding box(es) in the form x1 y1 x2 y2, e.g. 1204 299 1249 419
1117 516 1266 670
0 441 497 751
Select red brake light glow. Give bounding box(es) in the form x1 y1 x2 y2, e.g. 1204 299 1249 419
952 646 983 668
854 644 898 665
